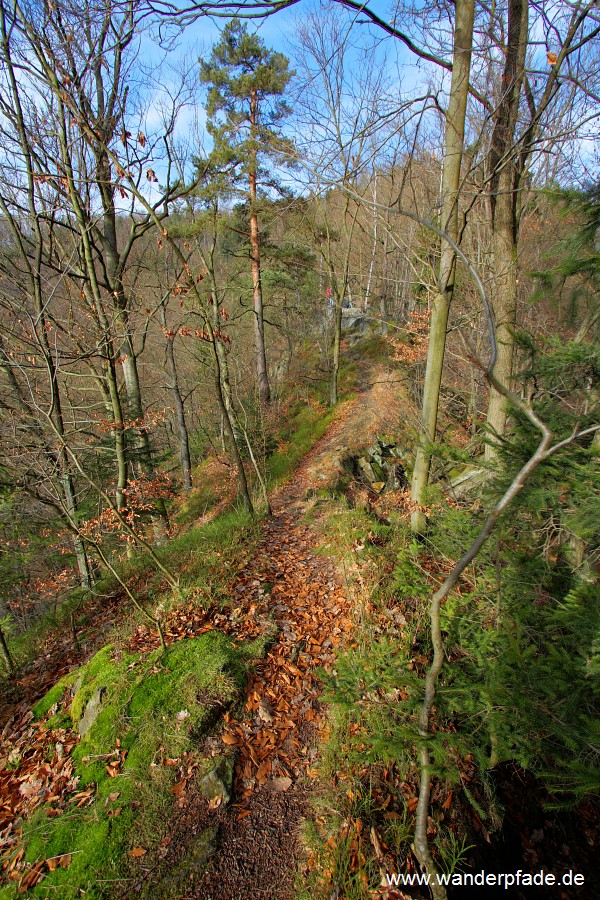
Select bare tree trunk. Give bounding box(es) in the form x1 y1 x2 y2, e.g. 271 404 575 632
160 308 192 492
0 341 93 590
109 277 169 529
380 205 391 334
103 348 129 515
330 298 344 406
215 370 254 515
249 86 271 405
484 0 528 462
210 287 243 446
410 0 476 534
0 624 14 675
364 170 378 309
0 22 95 590
485 198 519 458
62 475 94 590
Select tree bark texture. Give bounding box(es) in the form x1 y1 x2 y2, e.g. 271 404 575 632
484 0 529 461
0 624 14 674
249 86 271 405
410 0 476 535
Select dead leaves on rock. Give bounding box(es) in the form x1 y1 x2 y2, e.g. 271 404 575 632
1 704 82 864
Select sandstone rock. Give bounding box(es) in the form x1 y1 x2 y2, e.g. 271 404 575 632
77 686 106 737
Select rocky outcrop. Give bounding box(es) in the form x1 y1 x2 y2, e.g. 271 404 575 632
341 306 380 341
345 438 409 494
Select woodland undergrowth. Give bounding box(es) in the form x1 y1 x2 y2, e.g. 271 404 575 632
299 339 599 897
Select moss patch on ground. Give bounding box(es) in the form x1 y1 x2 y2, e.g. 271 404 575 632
7 631 258 899
267 403 336 487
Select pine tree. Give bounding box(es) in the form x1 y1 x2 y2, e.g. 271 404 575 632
200 19 294 405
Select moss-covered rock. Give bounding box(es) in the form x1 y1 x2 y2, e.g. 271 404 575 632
11 631 255 899
198 755 234 805
31 670 78 721
142 826 219 899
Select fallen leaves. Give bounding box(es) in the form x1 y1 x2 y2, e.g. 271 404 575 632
45 853 71 872
16 860 45 893
265 776 292 793
0 702 83 873
214 510 353 807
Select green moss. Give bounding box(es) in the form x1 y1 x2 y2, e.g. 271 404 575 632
11 631 257 899
31 671 78 720
267 404 335 487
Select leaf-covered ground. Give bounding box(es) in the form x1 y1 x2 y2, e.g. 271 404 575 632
0 361 410 898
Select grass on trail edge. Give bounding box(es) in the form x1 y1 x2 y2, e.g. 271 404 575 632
266 402 336 488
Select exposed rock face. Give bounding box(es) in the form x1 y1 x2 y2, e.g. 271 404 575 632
77 686 106 737
341 305 379 341
448 466 486 498
349 438 409 494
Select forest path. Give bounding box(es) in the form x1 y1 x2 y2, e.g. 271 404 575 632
0 358 412 898
156 361 412 900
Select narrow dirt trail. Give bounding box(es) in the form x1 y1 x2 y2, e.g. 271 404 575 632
189 415 358 899
169 365 412 899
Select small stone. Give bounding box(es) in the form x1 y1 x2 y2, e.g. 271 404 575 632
199 756 234 806
78 687 106 737
265 776 292 792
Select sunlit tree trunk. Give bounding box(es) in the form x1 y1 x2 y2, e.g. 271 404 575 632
249 86 271 405
484 0 529 463
410 0 476 535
